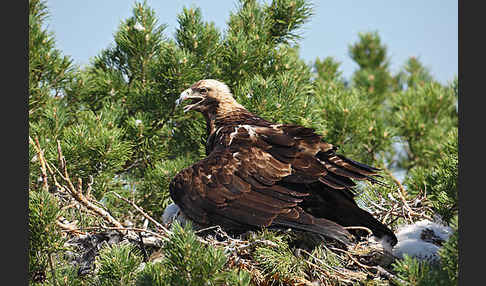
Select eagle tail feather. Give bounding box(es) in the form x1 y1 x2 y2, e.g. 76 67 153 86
302 184 398 246
272 217 353 246
336 154 381 173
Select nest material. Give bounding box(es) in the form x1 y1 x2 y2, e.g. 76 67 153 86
30 136 430 285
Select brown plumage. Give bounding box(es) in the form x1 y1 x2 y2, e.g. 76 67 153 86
170 79 397 246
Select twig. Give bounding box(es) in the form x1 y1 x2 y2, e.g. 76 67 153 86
329 246 374 272
375 265 408 285
82 226 168 241
343 226 373 237
65 183 124 229
56 218 86 235
31 138 125 230
234 239 279 251
383 168 414 223
300 249 349 281
194 225 224 234
29 136 49 192
107 191 172 236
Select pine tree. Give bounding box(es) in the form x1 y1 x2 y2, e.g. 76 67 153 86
29 0 74 119
29 0 75 283
349 31 393 105
29 0 458 285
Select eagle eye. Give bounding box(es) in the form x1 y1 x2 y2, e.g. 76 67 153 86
199 87 208 94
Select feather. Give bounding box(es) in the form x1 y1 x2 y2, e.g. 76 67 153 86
169 79 397 246
260 131 295 147
253 188 305 203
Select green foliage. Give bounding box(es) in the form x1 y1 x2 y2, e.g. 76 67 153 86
233 68 314 126
28 188 65 282
61 109 133 196
213 269 252 286
391 81 457 170
264 0 314 44
310 81 394 165
349 31 388 70
391 254 451 286
439 216 458 284
349 31 392 102
29 0 74 119
405 130 458 223
29 0 459 285
395 56 435 90
150 222 249 286
161 221 227 285
135 156 192 219
175 6 221 60
252 231 307 285
102 0 166 84
136 262 166 286
51 263 92 286
95 243 143 286
313 56 344 87
30 104 134 200
222 0 312 86
136 261 251 286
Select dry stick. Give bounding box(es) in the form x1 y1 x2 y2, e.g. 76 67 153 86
63 180 124 229
31 137 77 222
299 249 350 282
108 191 172 236
329 246 374 273
237 239 279 250
371 169 432 223
82 226 168 241
199 225 279 250
382 203 398 224
343 226 373 237
57 144 123 229
373 207 430 221
375 265 408 285
56 218 86 235
56 139 65 170
86 175 93 199
60 203 77 211
31 139 65 198
383 168 414 223
302 247 363 283
194 225 223 234
29 136 49 192
37 139 125 230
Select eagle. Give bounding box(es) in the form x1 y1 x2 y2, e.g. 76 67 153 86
169 79 397 247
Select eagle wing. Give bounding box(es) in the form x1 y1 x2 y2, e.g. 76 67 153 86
170 123 396 246
170 147 354 245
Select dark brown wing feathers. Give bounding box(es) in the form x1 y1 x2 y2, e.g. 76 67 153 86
170 121 397 246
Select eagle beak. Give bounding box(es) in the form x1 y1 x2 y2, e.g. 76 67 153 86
176 88 204 113
176 88 191 106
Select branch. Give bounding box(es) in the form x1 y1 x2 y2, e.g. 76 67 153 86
108 191 173 236
30 137 125 229
29 136 49 192
383 167 415 223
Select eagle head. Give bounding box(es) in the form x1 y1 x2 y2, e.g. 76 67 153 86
176 79 244 115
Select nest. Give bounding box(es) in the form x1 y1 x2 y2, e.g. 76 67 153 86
30 136 432 285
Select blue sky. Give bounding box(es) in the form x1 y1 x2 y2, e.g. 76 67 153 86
45 0 457 84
